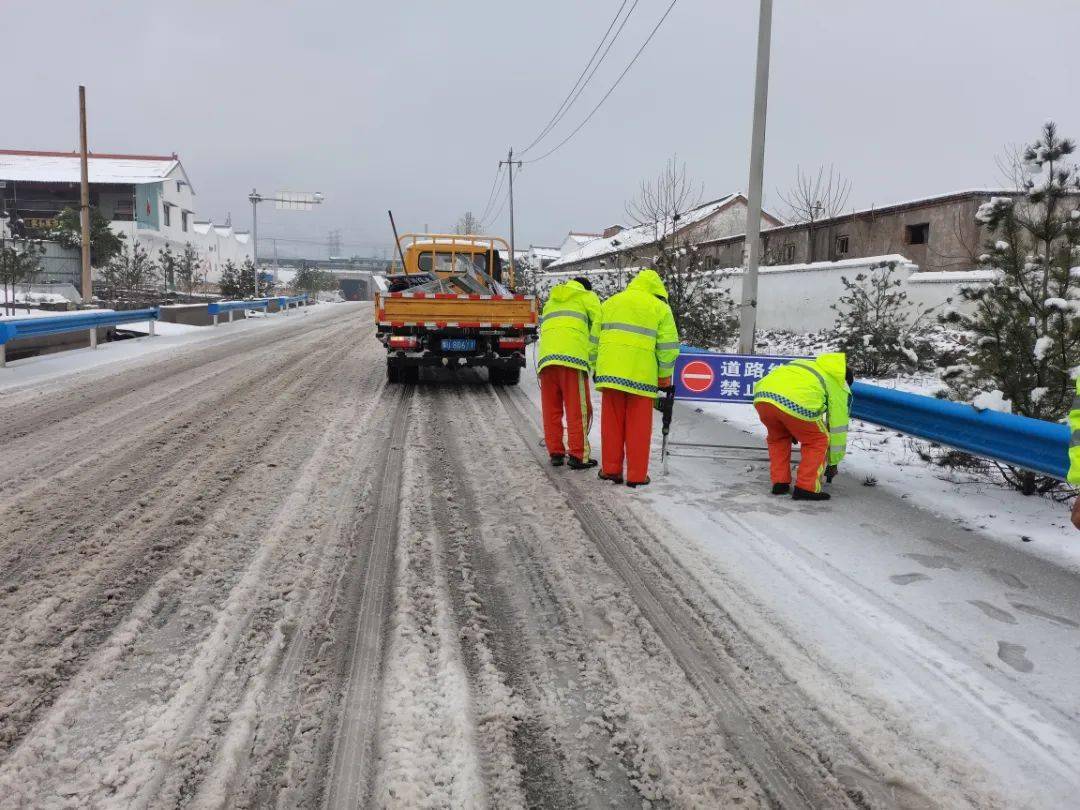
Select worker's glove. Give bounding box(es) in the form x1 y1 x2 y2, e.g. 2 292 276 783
660 384 675 395
825 464 839 483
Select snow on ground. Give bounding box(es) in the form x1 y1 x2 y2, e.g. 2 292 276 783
519 344 1080 808
0 302 348 392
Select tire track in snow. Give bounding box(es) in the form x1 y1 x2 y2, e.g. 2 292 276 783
324 382 414 810
493 385 862 809
0 328 362 758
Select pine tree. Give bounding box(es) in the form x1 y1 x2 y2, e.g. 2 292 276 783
219 260 241 298
940 122 1080 493
46 206 126 266
830 260 936 377
239 259 259 297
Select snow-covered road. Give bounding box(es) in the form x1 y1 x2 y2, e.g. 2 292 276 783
0 303 1074 808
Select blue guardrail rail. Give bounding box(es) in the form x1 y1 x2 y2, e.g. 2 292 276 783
0 308 159 345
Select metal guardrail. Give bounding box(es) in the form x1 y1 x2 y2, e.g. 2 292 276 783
851 382 1070 481
207 299 271 316
0 308 159 367
672 345 1071 480
277 294 309 308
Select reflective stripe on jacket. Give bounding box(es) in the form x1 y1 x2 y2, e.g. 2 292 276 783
537 280 601 374
753 352 851 465
594 269 680 399
1069 378 1080 485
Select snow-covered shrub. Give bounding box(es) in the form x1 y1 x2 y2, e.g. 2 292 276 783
941 122 1080 494
829 260 937 377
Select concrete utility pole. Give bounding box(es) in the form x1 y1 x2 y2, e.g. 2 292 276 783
737 0 773 355
499 147 522 289
250 190 259 297
78 86 92 304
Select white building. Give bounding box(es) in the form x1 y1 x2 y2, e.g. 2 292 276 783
558 231 600 258
0 149 250 286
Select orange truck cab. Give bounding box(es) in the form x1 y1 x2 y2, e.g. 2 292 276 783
375 233 538 385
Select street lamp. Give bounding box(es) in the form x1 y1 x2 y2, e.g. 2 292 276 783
248 189 324 298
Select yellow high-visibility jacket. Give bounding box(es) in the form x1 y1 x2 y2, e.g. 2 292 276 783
753 353 851 465
1069 377 1080 485
595 269 680 399
537 280 602 374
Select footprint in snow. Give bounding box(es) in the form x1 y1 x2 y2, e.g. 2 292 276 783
1008 602 1080 628
997 641 1034 673
986 568 1028 590
904 553 963 571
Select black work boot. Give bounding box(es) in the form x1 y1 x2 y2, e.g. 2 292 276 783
598 471 624 484
567 456 598 470
550 454 566 467
771 483 791 495
626 476 651 488
792 487 831 501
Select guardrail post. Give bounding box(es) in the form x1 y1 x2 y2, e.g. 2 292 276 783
148 318 156 337
228 310 234 323
89 327 98 350
213 312 219 326
0 344 5 367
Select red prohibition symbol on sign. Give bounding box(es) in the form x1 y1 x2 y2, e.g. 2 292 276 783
680 359 715 393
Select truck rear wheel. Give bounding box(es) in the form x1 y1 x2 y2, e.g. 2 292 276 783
402 365 420 384
386 360 401 384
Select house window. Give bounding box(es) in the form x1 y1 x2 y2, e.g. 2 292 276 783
905 223 929 245
835 235 849 255
782 243 796 264
181 210 190 232
162 203 171 227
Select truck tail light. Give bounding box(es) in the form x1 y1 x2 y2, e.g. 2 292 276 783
389 335 419 349
498 337 526 350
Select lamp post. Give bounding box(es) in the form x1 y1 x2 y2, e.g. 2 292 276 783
248 189 324 298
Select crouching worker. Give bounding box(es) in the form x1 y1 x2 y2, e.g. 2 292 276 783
753 353 852 501
538 276 602 469
595 268 679 487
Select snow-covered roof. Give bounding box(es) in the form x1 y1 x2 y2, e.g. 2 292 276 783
191 221 214 236
0 149 182 186
566 232 599 245
550 195 740 268
529 246 561 258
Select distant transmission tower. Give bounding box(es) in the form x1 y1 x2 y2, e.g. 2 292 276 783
328 229 343 259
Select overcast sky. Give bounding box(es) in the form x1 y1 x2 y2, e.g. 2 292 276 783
4 0 1079 259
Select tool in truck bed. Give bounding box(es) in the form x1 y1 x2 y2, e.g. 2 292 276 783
375 232 538 385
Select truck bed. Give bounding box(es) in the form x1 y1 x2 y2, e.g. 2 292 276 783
375 291 538 329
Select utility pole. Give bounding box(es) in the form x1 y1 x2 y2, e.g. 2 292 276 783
250 190 259 297
499 147 521 289
737 0 773 355
78 86 92 305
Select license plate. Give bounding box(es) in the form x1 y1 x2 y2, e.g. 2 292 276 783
441 338 476 352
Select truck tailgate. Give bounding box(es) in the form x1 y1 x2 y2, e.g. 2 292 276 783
376 292 538 328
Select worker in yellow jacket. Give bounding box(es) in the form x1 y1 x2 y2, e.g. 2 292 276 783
753 353 852 501
537 277 602 469
1070 377 1080 529
595 268 680 487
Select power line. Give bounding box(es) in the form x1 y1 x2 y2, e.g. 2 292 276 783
523 0 680 166
478 164 506 224
518 0 633 157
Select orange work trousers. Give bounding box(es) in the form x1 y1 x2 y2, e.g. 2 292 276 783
540 365 593 461
601 389 654 483
754 402 829 492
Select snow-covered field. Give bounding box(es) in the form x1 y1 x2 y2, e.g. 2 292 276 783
1 307 1076 808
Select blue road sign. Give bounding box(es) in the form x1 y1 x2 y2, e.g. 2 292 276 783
673 351 800 403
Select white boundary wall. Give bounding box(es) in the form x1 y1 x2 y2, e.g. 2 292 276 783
541 255 991 334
